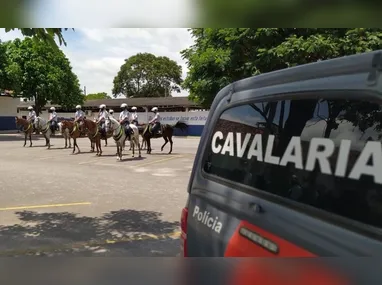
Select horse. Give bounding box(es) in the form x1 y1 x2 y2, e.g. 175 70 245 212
58 121 72 148
61 120 81 154
83 118 103 156
142 121 188 154
15 117 34 147
34 116 55 149
93 117 113 147
107 117 141 161
128 123 146 150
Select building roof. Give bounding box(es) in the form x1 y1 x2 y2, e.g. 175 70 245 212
17 96 200 109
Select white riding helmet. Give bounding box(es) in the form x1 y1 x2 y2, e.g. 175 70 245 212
120 103 127 108
76 105 81 109
109 109 114 113
131 106 137 111
50 107 56 111
151 107 158 112
28 106 33 110
99 104 106 109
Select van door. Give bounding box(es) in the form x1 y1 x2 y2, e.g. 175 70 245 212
186 78 382 258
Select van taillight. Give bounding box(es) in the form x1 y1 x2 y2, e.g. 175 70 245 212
180 207 188 257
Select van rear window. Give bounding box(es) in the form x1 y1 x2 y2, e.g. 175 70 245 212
203 97 382 228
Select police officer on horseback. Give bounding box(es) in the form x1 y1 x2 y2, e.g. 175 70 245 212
119 103 131 134
149 107 161 135
130 106 138 126
27 106 37 133
96 104 109 137
109 109 115 118
74 105 86 135
48 107 58 134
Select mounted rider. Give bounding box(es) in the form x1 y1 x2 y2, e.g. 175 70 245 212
130 106 138 126
149 107 161 135
48 106 58 134
109 109 115 118
119 103 132 135
27 106 37 133
96 104 109 137
74 105 86 134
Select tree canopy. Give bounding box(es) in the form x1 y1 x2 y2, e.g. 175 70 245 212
2 37 83 114
4 28 73 48
112 52 182 98
85 92 111 100
181 28 382 108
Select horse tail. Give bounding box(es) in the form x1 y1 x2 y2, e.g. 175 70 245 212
171 121 188 132
142 124 150 136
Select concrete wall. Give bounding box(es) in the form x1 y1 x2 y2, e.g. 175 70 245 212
0 97 19 130
18 109 210 136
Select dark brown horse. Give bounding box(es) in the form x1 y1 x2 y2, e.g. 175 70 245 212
83 118 103 156
15 117 34 147
142 121 188 154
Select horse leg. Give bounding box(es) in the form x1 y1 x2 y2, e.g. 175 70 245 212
47 137 51 149
29 132 32 147
131 137 135 158
98 137 102 156
64 136 67 148
45 136 49 146
72 138 76 154
104 137 107 147
23 133 27 147
136 136 142 158
161 137 169 152
147 138 152 154
168 136 173 154
69 136 72 148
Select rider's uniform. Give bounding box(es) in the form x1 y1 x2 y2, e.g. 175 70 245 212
98 110 109 132
28 110 36 123
150 112 161 134
119 110 130 126
75 110 85 121
49 111 58 130
28 110 37 131
131 111 138 125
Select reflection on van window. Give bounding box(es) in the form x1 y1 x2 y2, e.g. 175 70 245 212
204 98 382 228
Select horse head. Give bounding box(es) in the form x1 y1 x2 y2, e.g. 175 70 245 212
107 116 119 131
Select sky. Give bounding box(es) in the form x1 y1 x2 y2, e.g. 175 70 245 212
0 28 195 97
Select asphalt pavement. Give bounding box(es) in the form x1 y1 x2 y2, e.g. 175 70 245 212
0 134 200 256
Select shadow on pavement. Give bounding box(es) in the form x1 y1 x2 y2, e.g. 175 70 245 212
0 209 180 256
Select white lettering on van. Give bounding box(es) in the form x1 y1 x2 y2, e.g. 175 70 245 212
192 205 223 234
212 131 223 154
210 131 382 184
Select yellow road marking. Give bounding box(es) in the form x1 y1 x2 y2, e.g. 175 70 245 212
0 202 91 211
135 155 183 167
0 230 181 256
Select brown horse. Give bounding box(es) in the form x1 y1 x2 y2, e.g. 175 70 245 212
15 117 34 147
142 121 188 154
83 118 103 156
61 120 81 154
92 117 112 147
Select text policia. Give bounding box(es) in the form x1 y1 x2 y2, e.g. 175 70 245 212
211 131 382 184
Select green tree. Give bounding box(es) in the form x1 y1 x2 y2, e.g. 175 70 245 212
4 28 74 48
181 28 382 108
85 92 112 100
4 37 83 114
112 52 182 98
